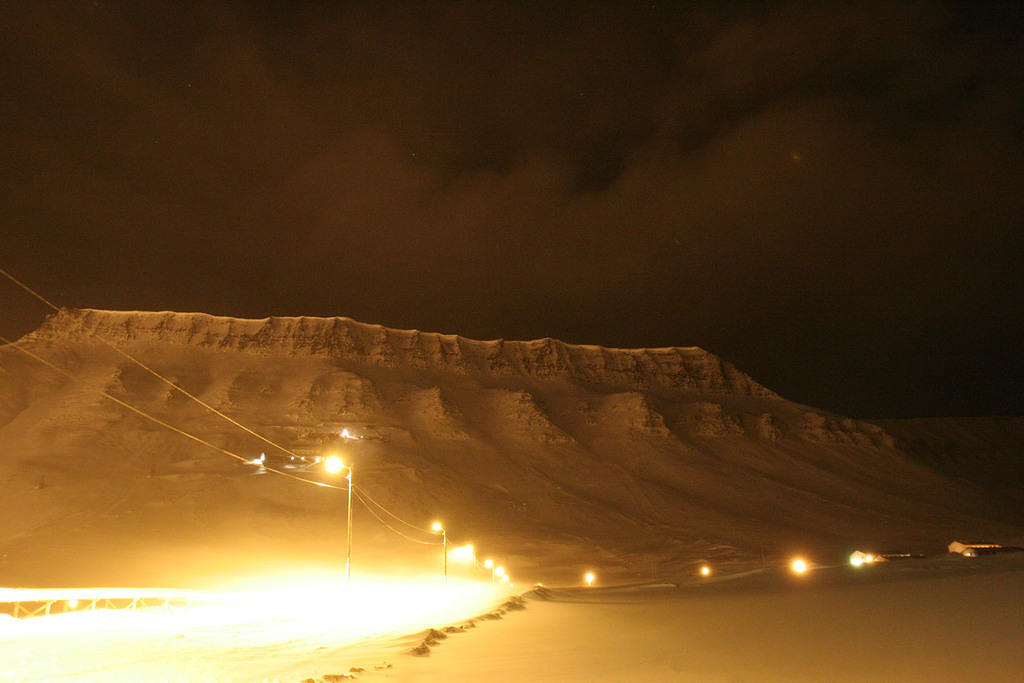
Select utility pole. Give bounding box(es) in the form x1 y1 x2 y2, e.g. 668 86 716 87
346 467 353 587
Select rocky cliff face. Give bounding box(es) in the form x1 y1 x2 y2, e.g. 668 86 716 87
27 309 778 397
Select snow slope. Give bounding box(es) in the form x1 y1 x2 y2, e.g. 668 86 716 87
874 416 1024 518
0 309 1018 588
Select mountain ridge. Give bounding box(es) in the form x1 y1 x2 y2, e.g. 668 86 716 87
26 308 779 398
2 307 1019 587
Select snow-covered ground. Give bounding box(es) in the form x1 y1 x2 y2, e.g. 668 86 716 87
0 574 513 682
2 309 1023 681
400 555 1024 682
3 556 1021 682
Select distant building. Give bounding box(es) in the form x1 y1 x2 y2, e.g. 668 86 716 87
849 550 884 566
948 541 1024 557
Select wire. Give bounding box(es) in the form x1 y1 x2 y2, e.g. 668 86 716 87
354 484 437 534
5 329 476 557
0 266 460 549
0 267 62 311
0 267 302 462
0 334 344 492
352 489 440 545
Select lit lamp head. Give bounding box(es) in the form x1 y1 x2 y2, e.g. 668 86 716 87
790 558 809 575
324 455 345 475
432 521 444 533
700 565 712 577
584 571 595 587
484 559 494 569
495 566 505 578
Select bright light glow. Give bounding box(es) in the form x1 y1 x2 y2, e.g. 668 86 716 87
791 558 808 574
323 455 345 475
67 598 79 609
432 521 443 533
340 428 354 439
494 566 505 578
700 565 711 577
500 575 509 583
484 559 494 569
584 572 595 587
448 544 475 563
850 551 877 567
0 573 509 681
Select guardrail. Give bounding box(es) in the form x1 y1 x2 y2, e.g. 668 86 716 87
0 588 211 619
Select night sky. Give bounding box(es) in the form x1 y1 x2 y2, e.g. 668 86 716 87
2 1 1022 418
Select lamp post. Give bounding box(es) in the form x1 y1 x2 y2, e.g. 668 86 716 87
324 455 353 587
432 521 447 585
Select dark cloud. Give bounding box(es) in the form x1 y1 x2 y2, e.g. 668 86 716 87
2 0 1022 417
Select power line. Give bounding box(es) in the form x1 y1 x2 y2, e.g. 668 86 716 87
0 267 61 311
0 267 446 547
352 490 440 546
354 484 437 534
0 334 344 491
1 267 301 462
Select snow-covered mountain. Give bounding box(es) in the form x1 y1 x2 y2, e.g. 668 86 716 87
1 309 1017 586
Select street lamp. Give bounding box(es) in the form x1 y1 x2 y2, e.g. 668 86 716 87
484 558 495 584
432 521 447 585
324 455 353 587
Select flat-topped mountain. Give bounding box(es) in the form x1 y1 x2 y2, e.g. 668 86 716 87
1 309 1018 586
27 309 778 397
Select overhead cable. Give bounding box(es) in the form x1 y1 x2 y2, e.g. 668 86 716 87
0 267 302 462
352 490 440 546
1 267 444 545
0 334 343 492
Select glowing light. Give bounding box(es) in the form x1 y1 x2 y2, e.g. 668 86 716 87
0 573 507 678
484 559 494 569
494 566 505 578
850 551 877 567
584 572 595 587
341 428 354 439
791 558 808 574
449 544 476 563
700 565 711 577
432 521 443 533
67 598 79 608
324 455 345 475
500 575 509 583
